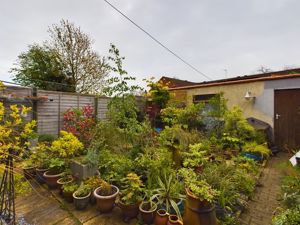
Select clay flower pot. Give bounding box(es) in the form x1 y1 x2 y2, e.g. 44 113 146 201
154 209 169 225
35 168 48 184
139 201 157 225
23 166 36 180
57 176 74 194
73 191 91 210
43 170 63 189
118 201 140 222
93 185 119 213
167 215 183 225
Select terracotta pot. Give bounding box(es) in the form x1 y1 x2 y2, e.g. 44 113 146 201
167 215 183 225
73 191 91 210
139 201 157 225
43 171 63 189
154 209 169 225
23 166 36 180
183 188 217 225
93 185 119 213
118 201 140 222
57 176 74 195
63 190 74 203
35 168 48 184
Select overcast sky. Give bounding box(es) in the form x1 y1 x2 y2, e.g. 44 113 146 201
1 0 300 86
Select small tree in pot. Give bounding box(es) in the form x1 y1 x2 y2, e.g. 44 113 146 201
73 183 91 210
118 173 144 222
93 180 119 213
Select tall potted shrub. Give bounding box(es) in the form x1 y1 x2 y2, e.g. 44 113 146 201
118 173 144 222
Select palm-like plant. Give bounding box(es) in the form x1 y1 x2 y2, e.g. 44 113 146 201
151 172 185 219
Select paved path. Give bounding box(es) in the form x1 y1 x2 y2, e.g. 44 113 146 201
15 181 138 225
239 153 291 225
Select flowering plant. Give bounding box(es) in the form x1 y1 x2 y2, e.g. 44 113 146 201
50 130 83 158
63 105 95 146
0 92 36 159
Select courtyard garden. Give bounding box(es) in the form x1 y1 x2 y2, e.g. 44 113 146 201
1 46 293 225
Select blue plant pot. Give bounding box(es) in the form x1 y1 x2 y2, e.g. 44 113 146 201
241 152 263 161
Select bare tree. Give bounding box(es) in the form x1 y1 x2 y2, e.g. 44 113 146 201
48 19 109 94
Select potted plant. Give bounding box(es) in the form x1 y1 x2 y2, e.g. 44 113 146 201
73 183 91 210
180 168 219 225
62 182 78 203
43 158 65 189
84 176 104 204
57 173 74 194
182 143 209 173
151 172 185 220
31 144 51 184
93 180 119 213
139 189 158 225
242 142 271 161
118 173 144 222
22 159 36 180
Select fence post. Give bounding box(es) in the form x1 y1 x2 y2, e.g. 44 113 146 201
94 97 98 121
58 93 61 136
32 87 38 132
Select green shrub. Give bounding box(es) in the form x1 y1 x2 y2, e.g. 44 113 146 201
38 133 57 143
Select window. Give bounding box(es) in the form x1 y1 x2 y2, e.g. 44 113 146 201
193 94 216 104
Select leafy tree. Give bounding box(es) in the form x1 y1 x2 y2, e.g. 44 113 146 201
48 19 109 94
11 44 74 92
11 19 108 94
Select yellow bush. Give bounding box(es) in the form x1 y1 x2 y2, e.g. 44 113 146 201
50 130 83 157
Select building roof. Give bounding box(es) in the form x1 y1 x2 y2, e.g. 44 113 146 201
159 76 197 88
168 68 300 90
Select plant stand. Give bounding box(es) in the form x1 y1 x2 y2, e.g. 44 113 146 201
0 150 16 225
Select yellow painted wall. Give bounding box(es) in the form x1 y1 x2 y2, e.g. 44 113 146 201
170 81 273 127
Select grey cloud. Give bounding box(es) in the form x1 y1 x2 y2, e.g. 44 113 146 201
1 0 300 84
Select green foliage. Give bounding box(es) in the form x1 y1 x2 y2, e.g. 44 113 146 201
29 143 51 169
120 173 144 205
84 176 104 190
182 143 209 168
11 44 74 92
98 149 133 185
63 182 79 194
243 142 271 158
38 133 57 143
145 78 170 108
223 106 256 142
151 172 185 219
180 168 219 204
135 146 172 189
159 125 202 151
272 207 300 225
104 44 142 97
48 157 65 173
281 175 300 208
98 180 113 196
220 133 243 150
160 103 204 129
206 93 228 118
75 183 91 197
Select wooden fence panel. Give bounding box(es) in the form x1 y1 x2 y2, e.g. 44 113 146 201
1 85 145 136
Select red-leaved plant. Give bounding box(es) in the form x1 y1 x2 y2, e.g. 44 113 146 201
63 105 95 147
